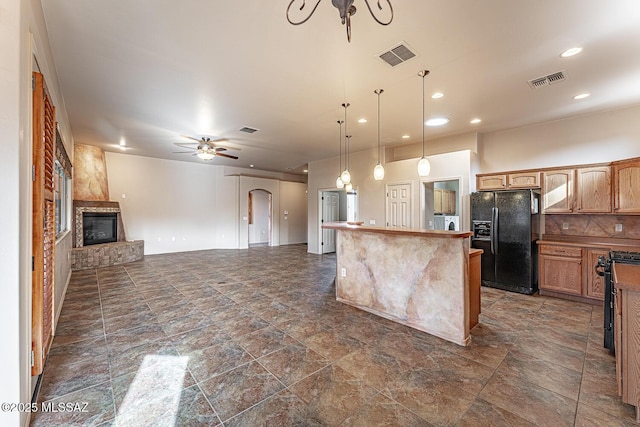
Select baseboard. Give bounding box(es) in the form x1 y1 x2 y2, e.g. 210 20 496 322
53 268 72 334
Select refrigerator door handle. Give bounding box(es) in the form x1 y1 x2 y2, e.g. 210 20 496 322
491 207 499 254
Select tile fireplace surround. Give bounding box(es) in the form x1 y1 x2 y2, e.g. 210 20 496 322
72 200 143 270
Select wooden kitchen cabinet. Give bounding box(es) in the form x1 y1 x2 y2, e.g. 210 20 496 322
576 166 611 213
586 248 609 300
613 158 640 214
542 169 575 213
508 171 541 188
434 189 456 215
539 244 583 296
477 174 507 190
612 263 640 423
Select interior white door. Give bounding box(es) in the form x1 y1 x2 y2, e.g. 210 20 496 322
387 183 412 227
322 192 339 253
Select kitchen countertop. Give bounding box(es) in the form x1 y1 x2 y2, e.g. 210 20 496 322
613 263 640 292
537 235 640 249
322 221 472 238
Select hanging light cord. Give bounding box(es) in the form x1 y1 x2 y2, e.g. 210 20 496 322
377 90 381 163
342 103 350 168
422 72 425 158
338 120 343 174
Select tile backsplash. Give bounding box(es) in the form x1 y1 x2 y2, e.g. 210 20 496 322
544 214 640 239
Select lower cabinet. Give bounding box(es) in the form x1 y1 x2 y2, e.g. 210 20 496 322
586 248 609 299
539 244 583 296
613 264 640 422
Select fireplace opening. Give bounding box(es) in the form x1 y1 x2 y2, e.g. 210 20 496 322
83 212 117 246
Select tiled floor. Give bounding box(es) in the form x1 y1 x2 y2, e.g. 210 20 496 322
31 244 637 426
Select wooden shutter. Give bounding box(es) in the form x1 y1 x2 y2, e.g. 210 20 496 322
32 72 56 375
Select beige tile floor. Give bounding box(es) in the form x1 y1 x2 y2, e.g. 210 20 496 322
30 244 637 426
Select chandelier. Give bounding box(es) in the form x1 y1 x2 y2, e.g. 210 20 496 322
286 0 394 42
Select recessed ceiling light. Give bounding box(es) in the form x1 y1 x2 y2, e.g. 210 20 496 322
426 117 450 127
402 134 410 139
573 93 590 100
432 92 444 99
119 138 126 146
358 118 367 123
561 47 582 58
303 169 308 173
470 118 482 124
250 164 255 168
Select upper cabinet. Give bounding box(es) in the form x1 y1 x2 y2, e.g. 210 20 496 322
613 158 640 214
576 166 611 213
477 174 507 191
477 172 540 191
434 189 456 215
508 171 541 189
542 169 574 213
542 167 611 214
478 157 639 215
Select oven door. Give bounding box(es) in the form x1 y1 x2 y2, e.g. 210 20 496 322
596 257 615 353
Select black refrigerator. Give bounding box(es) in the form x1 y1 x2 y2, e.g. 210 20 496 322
471 189 540 294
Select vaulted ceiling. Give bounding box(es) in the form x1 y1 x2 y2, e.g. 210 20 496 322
41 1 640 174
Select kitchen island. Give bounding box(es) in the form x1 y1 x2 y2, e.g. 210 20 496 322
322 222 477 346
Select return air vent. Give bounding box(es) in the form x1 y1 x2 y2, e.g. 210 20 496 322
378 42 417 67
239 126 259 134
527 70 567 89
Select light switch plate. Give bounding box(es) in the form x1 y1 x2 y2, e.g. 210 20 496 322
615 224 623 232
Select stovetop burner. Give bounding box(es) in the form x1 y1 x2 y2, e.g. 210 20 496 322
610 250 640 265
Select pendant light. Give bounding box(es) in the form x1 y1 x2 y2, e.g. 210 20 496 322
373 89 385 180
336 120 345 189
417 70 431 176
345 134 353 192
340 103 352 185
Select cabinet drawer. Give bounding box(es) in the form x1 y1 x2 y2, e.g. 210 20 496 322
539 245 582 257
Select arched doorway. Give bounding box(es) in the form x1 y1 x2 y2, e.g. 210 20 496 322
248 189 272 247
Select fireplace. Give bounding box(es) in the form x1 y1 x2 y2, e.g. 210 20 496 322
83 212 118 246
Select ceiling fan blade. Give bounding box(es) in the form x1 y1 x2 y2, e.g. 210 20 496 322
171 151 195 154
174 142 199 148
215 152 239 160
214 147 227 152
180 135 202 142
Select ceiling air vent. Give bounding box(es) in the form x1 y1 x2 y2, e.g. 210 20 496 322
527 70 567 89
378 42 417 67
239 126 259 134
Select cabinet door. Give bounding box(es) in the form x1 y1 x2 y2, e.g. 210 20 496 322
586 248 608 300
542 169 575 213
477 174 507 191
508 172 541 189
434 189 443 214
448 191 457 214
539 254 582 295
613 159 640 214
576 166 611 213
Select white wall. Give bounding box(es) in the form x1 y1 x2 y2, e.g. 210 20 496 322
105 152 308 253
480 105 640 172
106 152 234 254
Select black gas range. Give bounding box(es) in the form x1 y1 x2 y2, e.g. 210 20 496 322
596 250 640 354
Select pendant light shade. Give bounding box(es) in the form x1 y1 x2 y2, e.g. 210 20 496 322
341 103 352 185
336 120 344 188
373 89 385 181
417 70 431 177
345 182 353 192
417 157 431 176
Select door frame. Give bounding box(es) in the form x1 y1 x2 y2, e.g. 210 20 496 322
385 181 413 228
317 187 343 254
420 176 463 230
248 189 272 247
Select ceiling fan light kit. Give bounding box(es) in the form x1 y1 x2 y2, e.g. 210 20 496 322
286 0 393 42
174 136 239 162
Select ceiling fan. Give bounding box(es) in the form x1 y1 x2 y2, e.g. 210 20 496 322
173 136 239 161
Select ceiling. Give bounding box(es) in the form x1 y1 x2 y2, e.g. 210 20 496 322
40 1 640 175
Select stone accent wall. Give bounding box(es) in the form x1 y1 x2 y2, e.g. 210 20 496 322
71 240 144 271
